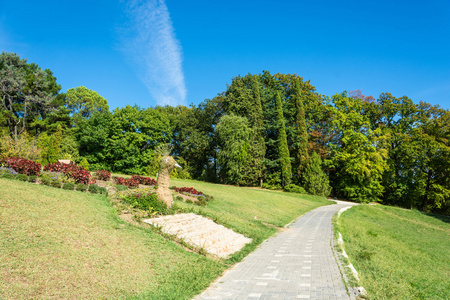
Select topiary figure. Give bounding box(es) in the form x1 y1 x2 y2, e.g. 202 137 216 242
155 144 181 208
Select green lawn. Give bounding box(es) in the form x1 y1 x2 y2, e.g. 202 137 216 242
170 178 331 262
0 177 330 299
337 205 450 299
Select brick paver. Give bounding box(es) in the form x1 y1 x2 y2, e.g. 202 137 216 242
195 201 358 300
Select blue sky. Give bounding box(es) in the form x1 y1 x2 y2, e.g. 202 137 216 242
1 0 449 110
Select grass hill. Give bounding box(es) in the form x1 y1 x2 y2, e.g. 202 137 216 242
337 204 450 299
0 177 329 299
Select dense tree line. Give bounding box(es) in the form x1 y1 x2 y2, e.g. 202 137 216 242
1 52 448 214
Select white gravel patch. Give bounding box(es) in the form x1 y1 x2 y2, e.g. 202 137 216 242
143 213 252 258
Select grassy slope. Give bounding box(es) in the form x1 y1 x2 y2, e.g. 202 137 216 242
338 205 450 299
0 178 330 299
170 178 331 262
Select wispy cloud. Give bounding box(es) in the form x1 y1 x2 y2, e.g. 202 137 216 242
119 0 186 106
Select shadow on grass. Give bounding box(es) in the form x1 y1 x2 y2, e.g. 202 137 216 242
422 211 450 224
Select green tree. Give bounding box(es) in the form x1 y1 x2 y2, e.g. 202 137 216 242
39 125 62 165
60 135 80 162
173 98 223 180
292 78 309 182
216 114 253 185
221 74 266 186
302 152 331 196
66 86 109 123
413 102 450 213
275 91 292 187
0 52 60 139
330 92 388 203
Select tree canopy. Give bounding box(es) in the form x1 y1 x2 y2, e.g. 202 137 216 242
1 52 448 215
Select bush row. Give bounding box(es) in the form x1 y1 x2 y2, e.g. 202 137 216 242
171 186 203 196
43 162 91 184
95 170 111 181
112 176 139 188
0 171 107 195
131 175 157 186
0 157 41 176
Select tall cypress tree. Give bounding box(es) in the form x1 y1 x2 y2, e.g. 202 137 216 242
293 79 309 182
250 76 266 187
275 91 292 187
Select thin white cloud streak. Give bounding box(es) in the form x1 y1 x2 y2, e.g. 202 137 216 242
120 0 186 106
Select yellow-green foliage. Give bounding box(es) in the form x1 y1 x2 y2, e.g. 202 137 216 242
0 130 41 160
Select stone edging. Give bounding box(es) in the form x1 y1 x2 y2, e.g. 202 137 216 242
334 206 367 298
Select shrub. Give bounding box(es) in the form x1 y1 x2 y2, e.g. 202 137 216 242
185 199 193 204
262 183 281 190
0 157 41 176
44 162 91 184
50 180 61 188
40 171 65 184
122 193 168 214
194 199 207 206
89 178 97 185
88 184 100 194
0 131 41 161
0 166 18 176
283 184 306 194
116 184 128 192
41 178 51 186
175 196 183 201
131 175 156 186
2 173 15 179
113 176 139 188
78 157 90 170
76 183 88 192
63 182 75 190
16 174 28 181
28 175 37 183
95 170 111 181
98 187 108 196
171 186 203 196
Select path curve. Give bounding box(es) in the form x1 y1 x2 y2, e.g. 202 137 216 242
195 200 358 300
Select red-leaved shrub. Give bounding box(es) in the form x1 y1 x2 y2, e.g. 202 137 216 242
95 170 111 181
44 162 91 184
131 175 156 186
0 157 41 176
171 186 203 196
113 176 139 188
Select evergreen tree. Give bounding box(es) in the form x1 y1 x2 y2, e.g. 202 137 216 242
293 78 308 182
250 76 266 187
39 125 62 165
302 152 331 196
275 91 292 187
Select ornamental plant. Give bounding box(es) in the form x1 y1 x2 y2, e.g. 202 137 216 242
95 170 111 181
171 186 203 196
43 162 91 184
0 157 41 176
113 176 139 188
131 175 156 186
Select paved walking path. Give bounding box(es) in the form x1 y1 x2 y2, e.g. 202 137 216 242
195 200 358 300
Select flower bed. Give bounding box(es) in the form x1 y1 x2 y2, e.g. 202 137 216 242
171 186 203 196
112 176 139 188
131 175 157 186
0 157 41 176
95 170 111 181
44 162 91 184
